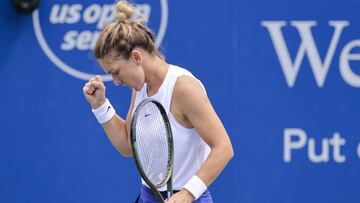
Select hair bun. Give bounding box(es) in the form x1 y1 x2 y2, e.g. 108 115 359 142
115 0 148 24
116 1 133 23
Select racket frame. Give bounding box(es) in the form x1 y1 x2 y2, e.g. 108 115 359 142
130 98 174 202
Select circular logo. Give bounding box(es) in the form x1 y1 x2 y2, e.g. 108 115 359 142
32 0 168 81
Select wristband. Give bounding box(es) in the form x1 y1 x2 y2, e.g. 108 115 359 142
183 175 207 200
92 99 116 124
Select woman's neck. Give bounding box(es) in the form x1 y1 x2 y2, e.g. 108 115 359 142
145 56 169 96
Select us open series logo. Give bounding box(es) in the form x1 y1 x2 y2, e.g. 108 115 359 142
32 0 168 81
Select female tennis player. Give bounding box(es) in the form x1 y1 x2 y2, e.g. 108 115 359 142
83 1 234 202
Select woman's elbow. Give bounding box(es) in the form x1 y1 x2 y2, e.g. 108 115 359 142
115 145 133 157
221 138 234 161
212 140 234 161
226 143 234 160
119 150 133 157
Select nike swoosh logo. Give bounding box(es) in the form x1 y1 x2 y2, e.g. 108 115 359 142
106 106 111 113
145 113 151 117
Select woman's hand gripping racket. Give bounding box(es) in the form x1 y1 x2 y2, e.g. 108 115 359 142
130 98 174 202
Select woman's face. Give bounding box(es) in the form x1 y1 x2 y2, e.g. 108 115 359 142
101 54 145 91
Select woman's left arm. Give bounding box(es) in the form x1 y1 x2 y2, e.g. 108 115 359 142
166 76 234 202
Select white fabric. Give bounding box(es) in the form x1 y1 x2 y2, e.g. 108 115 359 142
183 175 207 200
133 65 211 191
92 99 116 124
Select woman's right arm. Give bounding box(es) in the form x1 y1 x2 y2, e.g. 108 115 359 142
83 75 136 157
101 90 136 157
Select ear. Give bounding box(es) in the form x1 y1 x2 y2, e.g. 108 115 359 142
131 49 142 65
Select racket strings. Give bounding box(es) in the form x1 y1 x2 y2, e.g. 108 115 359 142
135 102 170 188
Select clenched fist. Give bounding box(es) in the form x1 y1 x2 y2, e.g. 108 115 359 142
83 75 107 109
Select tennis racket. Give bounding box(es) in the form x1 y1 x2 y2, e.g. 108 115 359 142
130 98 174 202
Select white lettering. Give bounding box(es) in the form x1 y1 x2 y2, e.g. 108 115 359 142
329 133 346 163
61 30 78 50
339 40 360 87
96 5 115 29
283 128 347 163
66 4 82 24
284 128 307 162
49 4 68 24
261 21 349 87
133 4 151 21
76 31 93 50
308 138 329 163
83 4 102 25
90 31 101 49
49 4 150 29
61 30 100 51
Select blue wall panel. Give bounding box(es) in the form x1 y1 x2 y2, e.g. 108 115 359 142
1 0 359 202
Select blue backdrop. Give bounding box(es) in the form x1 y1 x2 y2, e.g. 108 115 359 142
1 0 359 202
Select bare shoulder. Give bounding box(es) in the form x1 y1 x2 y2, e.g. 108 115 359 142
172 75 229 149
174 75 205 96
172 75 210 116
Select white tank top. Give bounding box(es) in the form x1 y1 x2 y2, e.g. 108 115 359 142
133 64 211 191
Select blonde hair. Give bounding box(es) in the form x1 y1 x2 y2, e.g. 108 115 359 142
94 0 158 60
